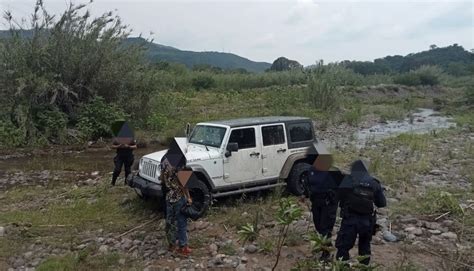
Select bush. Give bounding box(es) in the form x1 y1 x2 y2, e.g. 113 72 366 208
394 65 442 86
192 75 216 90
464 85 474 106
35 108 68 143
0 120 25 147
77 97 127 140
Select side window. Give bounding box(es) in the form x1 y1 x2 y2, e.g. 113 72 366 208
288 122 313 143
229 128 256 149
262 125 285 146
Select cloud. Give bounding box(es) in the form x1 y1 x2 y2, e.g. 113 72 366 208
1 0 472 65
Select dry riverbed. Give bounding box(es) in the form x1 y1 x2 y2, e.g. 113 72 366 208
0 109 473 270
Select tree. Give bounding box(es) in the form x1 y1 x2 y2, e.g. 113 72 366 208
269 57 303 71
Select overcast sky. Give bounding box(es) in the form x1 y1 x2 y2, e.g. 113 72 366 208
1 0 472 65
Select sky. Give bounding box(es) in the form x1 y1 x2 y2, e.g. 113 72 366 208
1 0 472 65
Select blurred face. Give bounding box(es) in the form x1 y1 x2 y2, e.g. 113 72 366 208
313 154 333 171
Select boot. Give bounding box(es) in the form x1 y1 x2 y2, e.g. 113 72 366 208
177 246 192 256
111 177 117 186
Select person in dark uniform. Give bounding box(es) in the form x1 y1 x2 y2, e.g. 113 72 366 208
111 139 137 186
335 160 386 265
307 154 344 260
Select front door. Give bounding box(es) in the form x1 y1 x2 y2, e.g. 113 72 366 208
224 127 262 184
261 124 288 178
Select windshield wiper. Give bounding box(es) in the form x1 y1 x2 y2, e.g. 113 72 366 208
203 144 209 151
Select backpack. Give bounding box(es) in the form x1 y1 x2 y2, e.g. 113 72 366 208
347 179 375 215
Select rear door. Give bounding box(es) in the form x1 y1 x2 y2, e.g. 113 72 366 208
223 126 262 184
260 123 288 178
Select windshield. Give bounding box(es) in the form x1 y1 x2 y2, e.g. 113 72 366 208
189 125 227 148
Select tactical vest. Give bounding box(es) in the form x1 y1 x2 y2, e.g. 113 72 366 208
347 180 375 215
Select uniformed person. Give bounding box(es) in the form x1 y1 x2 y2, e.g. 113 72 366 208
111 139 137 186
307 154 344 260
335 160 386 265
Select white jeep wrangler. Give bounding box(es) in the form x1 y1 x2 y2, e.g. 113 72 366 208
129 116 328 212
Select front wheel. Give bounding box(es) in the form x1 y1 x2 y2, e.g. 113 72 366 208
186 178 211 219
287 162 312 196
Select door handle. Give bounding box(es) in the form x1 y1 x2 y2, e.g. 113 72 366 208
277 148 287 153
250 152 260 157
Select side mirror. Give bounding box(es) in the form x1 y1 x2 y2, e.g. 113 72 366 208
185 123 191 138
225 142 238 157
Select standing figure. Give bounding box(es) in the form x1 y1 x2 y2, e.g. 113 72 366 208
307 154 344 260
335 160 386 265
111 139 136 185
160 157 193 256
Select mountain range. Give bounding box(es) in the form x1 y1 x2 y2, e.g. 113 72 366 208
125 37 271 73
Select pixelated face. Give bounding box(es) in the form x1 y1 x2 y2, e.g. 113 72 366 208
313 154 333 171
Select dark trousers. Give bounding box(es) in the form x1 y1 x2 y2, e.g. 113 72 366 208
312 203 338 238
335 214 373 265
165 197 188 247
112 154 134 185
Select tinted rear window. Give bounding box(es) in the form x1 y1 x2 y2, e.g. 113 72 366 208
288 122 313 142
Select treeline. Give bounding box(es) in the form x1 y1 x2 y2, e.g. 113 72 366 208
0 2 472 148
341 44 474 76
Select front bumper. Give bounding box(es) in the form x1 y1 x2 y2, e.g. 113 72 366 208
129 174 163 198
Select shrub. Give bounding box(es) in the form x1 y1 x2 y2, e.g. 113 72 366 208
77 97 127 140
0 120 25 147
35 108 68 143
192 75 216 90
394 65 442 86
464 85 474 106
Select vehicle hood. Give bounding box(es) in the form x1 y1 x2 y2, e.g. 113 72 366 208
141 137 221 164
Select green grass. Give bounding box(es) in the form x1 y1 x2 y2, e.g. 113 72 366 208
0 182 160 266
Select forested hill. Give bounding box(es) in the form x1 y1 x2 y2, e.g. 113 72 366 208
125 37 271 73
342 44 473 75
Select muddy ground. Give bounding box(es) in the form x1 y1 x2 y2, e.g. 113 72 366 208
0 93 473 270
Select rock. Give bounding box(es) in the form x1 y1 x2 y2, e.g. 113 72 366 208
14 258 25 268
429 169 445 176
119 258 126 265
91 171 100 177
382 231 398 242
0 226 5 237
24 251 34 259
442 220 454 227
441 232 457 240
76 244 87 250
121 238 133 250
424 222 441 230
407 234 416 240
236 264 247 271
209 244 218 253
428 230 441 235
98 245 109 254
404 226 422 236
245 244 258 254
241 256 248 263
400 217 418 224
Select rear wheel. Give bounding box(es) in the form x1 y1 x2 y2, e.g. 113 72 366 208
287 162 312 196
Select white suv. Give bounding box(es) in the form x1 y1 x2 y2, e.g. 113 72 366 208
129 116 329 212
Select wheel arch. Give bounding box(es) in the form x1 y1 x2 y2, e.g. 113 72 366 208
279 153 317 179
187 165 215 191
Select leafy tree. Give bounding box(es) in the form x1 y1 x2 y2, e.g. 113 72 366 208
0 0 147 144
269 57 303 71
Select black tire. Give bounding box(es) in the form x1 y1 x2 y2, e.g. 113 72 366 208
287 162 312 196
187 178 212 219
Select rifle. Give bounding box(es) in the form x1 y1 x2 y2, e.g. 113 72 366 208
371 210 381 236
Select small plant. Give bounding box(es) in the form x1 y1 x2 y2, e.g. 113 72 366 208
309 232 334 255
237 223 258 244
237 210 260 244
259 239 274 254
272 197 302 271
